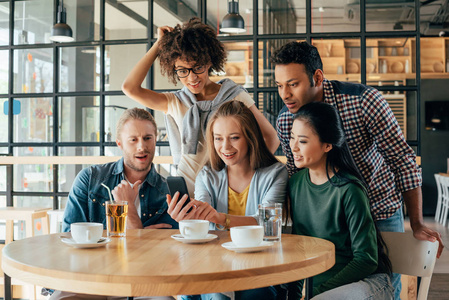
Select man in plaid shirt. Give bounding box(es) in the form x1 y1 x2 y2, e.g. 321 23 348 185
272 41 443 298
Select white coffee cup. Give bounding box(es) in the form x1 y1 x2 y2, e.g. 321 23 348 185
230 225 264 247
179 220 209 239
71 222 103 243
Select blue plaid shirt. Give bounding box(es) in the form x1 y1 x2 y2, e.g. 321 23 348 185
277 79 422 220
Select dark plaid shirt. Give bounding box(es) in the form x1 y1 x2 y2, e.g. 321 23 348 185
277 79 422 220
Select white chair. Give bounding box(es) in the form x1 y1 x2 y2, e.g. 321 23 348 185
47 209 65 233
381 231 439 300
434 174 443 222
439 176 449 226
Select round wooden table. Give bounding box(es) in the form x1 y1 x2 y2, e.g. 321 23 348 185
2 229 334 297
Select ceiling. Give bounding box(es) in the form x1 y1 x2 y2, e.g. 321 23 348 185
106 0 449 36
7 0 448 40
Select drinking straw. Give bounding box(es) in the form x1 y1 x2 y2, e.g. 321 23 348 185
101 183 114 203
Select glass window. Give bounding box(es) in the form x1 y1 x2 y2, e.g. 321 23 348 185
14 0 53 45
73 0 100 42
153 110 167 142
0 50 8 94
258 0 305 34
59 196 68 210
58 146 100 158
105 0 147 40
59 96 100 143
13 147 53 193
59 46 100 92
366 37 415 84
13 195 53 208
0 98 8 142
105 95 147 142
153 1 197 36
105 146 121 157
58 147 99 192
13 97 53 143
258 91 280 129
13 48 53 93
312 1 359 33
258 39 299 88
366 1 415 32
105 44 147 91
0 165 6 191
0 2 8 45
420 37 446 74
57 160 93 193
153 58 178 90
311 38 360 83
210 41 253 87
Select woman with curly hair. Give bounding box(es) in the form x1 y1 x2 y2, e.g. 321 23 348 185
123 18 279 195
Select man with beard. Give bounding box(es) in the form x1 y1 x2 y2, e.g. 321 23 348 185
62 107 177 232
48 108 177 299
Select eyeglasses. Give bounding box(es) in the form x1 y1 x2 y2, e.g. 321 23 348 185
174 65 207 78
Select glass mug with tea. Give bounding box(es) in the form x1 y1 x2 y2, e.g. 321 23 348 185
258 203 282 242
102 183 128 238
106 201 128 237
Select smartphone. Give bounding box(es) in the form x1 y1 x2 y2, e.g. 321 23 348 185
166 176 191 210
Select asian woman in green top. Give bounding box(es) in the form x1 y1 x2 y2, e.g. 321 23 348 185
288 102 394 299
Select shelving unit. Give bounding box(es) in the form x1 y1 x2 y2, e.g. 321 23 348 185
312 38 416 78
417 38 446 74
311 37 449 80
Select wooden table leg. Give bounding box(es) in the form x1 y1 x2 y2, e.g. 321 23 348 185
304 277 313 300
4 273 12 300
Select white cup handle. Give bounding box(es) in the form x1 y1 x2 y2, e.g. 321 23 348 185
181 227 190 237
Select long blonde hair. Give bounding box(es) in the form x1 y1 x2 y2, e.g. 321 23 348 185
206 101 278 171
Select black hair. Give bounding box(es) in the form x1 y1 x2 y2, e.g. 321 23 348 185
294 102 364 186
294 101 392 275
270 41 323 87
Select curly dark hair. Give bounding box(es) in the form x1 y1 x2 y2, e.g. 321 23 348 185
270 41 323 87
158 17 227 85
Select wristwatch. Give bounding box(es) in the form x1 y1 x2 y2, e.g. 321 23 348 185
216 213 230 230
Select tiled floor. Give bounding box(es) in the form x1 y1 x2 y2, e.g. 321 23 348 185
404 216 449 274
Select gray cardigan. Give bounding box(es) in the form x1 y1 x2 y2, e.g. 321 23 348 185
194 162 288 225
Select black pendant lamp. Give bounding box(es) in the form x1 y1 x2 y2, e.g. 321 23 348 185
49 0 74 42
220 0 246 34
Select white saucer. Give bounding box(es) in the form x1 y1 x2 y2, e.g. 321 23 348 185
171 234 218 244
221 241 274 253
61 237 111 248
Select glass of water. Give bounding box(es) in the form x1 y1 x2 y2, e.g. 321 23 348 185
258 203 282 242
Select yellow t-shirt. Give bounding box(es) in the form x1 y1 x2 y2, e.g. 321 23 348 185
228 185 250 216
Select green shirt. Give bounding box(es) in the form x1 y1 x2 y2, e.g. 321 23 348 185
289 169 378 295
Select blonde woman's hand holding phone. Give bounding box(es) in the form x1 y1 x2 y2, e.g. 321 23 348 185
166 192 197 222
